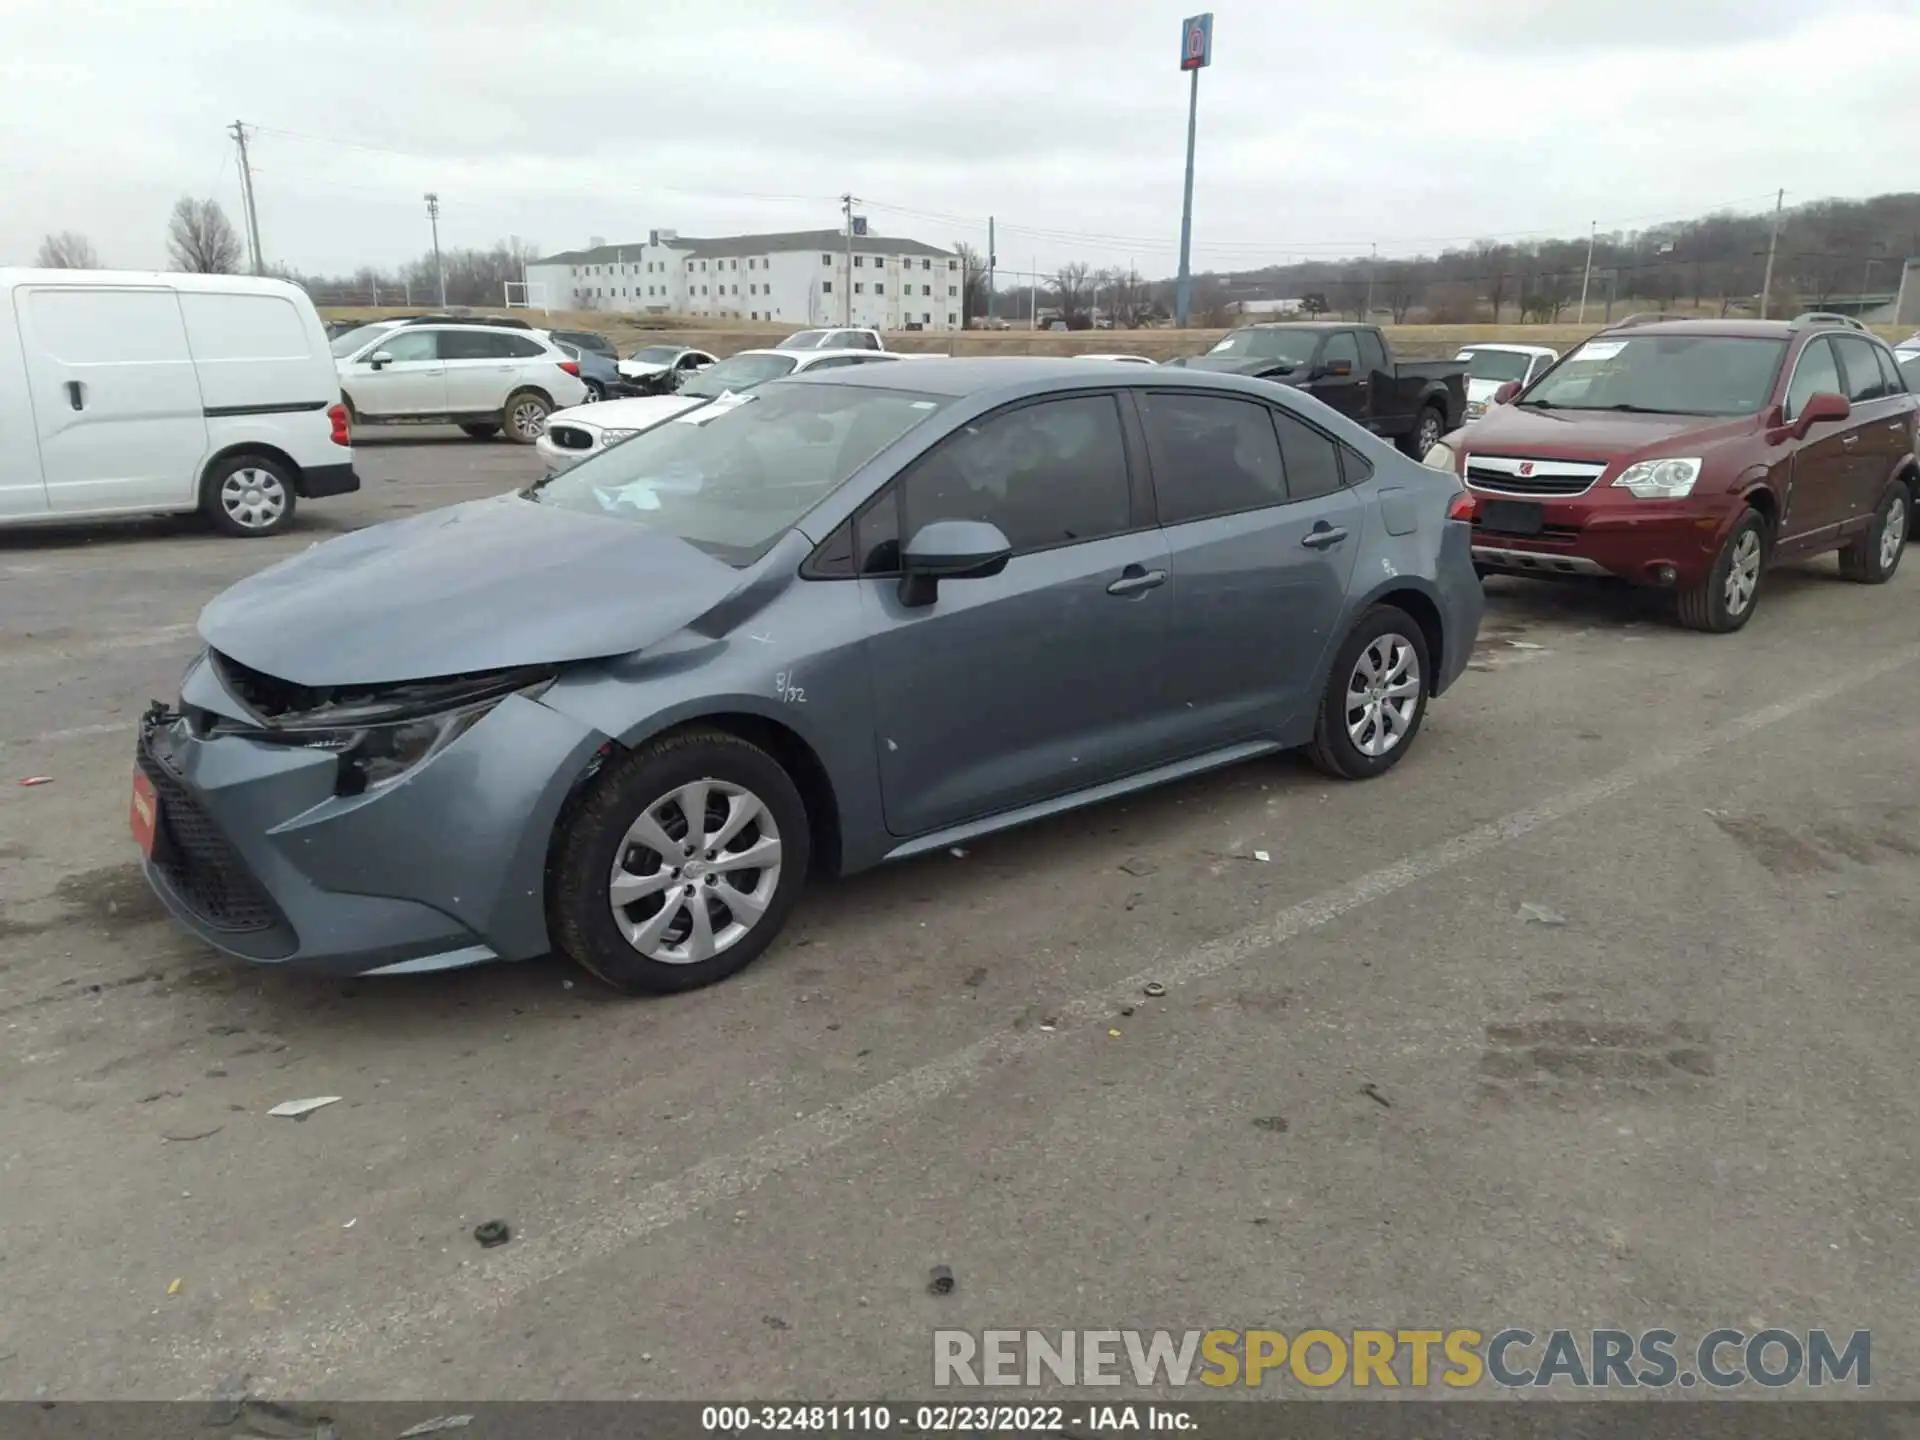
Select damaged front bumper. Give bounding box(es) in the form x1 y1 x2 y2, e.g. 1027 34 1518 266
132 653 607 977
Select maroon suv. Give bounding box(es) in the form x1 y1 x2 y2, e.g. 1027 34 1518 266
1431 318 1920 631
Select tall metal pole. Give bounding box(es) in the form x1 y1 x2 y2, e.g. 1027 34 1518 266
229 120 263 275
841 193 854 327
425 193 445 308
1364 241 1376 320
987 215 996 326
1174 66 1200 327
1759 188 1784 319
1576 221 1597 323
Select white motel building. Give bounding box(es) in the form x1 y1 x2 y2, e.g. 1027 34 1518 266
525 228 965 332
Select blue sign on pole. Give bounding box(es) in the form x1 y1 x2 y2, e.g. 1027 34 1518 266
1180 12 1213 70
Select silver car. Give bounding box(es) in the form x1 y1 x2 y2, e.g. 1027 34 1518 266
132 360 1482 994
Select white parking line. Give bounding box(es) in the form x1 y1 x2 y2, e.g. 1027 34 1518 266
178 642 1920 1391
0 622 198 669
0 720 130 750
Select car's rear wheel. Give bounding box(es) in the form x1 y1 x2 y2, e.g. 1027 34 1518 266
459 422 500 440
1306 605 1431 780
1401 405 1445 460
550 728 812 995
201 453 298 538
1837 482 1909 584
581 379 605 402
1678 508 1766 633
502 390 552 444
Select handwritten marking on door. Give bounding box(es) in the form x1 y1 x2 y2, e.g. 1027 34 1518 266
775 672 807 704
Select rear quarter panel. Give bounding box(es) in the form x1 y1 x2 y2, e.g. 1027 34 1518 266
1341 460 1482 700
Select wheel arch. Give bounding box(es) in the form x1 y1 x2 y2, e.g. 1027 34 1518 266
1340 579 1447 695
198 442 302 498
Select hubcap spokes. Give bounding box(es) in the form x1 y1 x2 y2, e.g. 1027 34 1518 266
1724 530 1761 614
220 468 287 529
1880 498 1906 571
608 779 782 964
1345 634 1420 758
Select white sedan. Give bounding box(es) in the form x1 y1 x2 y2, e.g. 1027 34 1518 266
614 345 717 391
1456 343 1559 421
537 347 902 474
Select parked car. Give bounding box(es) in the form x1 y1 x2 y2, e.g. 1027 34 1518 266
392 313 533 330
1165 322 1467 459
335 322 588 443
134 359 1480 993
549 329 617 359
1456 343 1558 422
1431 317 1920 632
776 327 886 352
325 317 379 340
1896 335 1920 391
538 347 900 474
1792 312 1869 332
1077 354 1158 364
616 345 717 394
552 340 626 402
0 268 356 537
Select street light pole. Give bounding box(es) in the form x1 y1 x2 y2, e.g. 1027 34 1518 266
1173 14 1213 328
424 193 446 308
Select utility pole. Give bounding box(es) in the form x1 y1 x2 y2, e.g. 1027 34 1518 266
229 120 264 275
987 216 996 326
1364 241 1377 320
1030 258 1037 330
1173 13 1213 327
424 193 446 308
1759 188 1784 319
841 193 854 327
1576 220 1596 323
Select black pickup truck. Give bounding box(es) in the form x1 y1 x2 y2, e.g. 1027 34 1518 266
1165 322 1466 458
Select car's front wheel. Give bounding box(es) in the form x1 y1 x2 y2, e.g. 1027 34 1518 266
1306 605 1432 779
550 728 812 995
1677 507 1767 633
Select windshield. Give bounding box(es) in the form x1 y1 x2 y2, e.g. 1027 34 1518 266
526 382 949 563
1457 348 1536 384
329 323 395 358
679 352 797 399
629 345 683 365
1519 335 1789 416
776 330 831 351
1206 329 1321 365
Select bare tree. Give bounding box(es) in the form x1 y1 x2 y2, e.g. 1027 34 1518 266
1051 261 1092 326
167 197 243 273
1109 266 1153 328
1475 241 1512 321
36 231 101 268
953 242 991 326
1383 266 1418 324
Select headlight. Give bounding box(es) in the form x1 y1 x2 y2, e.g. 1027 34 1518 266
1612 456 1701 499
597 428 639 446
1465 401 1486 420
1422 440 1459 473
295 677 554 796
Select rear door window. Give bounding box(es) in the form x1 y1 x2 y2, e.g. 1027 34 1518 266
1137 392 1286 524
1355 330 1387 376
1271 408 1344 500
1835 336 1892 403
438 330 515 361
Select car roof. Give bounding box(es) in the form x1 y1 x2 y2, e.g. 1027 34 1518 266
1594 318 1805 340
783 354 1296 400
0 268 310 297
1238 320 1350 331
731 347 889 362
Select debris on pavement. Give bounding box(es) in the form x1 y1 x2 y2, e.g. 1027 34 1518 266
1142 981 1167 998
342 1218 357 1229
18 775 54 787
161 1126 223 1143
1251 1116 1289 1133
1108 1028 1122 1038
472 1220 511 1248
268 1096 342 1119
137 1090 182 1104
1252 849 1271 863
166 1278 183 1296
1518 901 1568 926
928 1264 955 1296
1361 1083 1392 1109
1119 1005 1135 1017
964 966 987 988
1507 640 1544 650
1119 856 1157 877
397 1417 474 1438
1039 1017 1058 1032
762 1315 790 1330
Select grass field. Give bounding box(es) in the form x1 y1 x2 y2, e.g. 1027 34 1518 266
321 306 1911 363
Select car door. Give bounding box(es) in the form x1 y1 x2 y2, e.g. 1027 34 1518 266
855 392 1175 838
1305 329 1368 427
1353 328 1395 433
1834 335 1909 521
1139 391 1365 747
1777 335 1855 546
439 329 519 413
14 283 209 515
341 327 445 418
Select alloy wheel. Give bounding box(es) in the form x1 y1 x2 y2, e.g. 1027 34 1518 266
510 398 549 439
1345 633 1421 758
1416 412 1441 457
1880 495 1907 571
607 779 783 964
219 467 288 531
1724 529 1762 616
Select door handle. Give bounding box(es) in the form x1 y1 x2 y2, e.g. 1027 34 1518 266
1841 434 1859 449
65 381 84 411
1301 523 1349 550
1106 565 1167 597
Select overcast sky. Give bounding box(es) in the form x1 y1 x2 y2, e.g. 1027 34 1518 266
6 0 1917 282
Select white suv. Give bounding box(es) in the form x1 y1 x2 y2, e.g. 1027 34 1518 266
334 323 588 443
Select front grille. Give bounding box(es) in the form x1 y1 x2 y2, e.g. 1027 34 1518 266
546 423 595 451
1465 454 1607 498
138 741 279 934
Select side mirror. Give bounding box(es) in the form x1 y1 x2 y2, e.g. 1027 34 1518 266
1795 390 1851 438
1320 358 1353 378
367 351 394 370
1493 381 1522 405
897 520 1012 608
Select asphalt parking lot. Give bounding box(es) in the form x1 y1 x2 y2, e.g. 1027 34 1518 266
2 426 1917 1401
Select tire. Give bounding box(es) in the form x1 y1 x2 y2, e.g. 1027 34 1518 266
459 422 500 440
582 380 606 403
1836 481 1910 584
501 389 551 444
200 453 298 538
1306 605 1433 780
1677 507 1767 633
1400 405 1445 460
550 727 812 995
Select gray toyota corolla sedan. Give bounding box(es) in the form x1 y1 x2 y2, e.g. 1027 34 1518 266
131 359 1483 994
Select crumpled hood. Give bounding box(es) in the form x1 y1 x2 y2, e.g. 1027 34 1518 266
198 493 770 687
615 359 670 378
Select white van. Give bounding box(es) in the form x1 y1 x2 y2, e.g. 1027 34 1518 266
0 269 356 537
